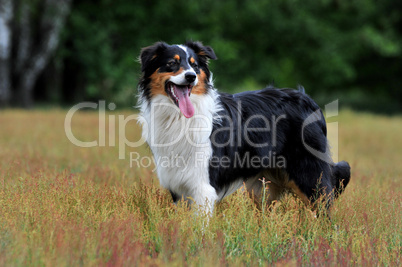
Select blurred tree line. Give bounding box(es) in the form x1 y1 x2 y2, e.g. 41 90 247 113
0 0 71 107
0 0 401 112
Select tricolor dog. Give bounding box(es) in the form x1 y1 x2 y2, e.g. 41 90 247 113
137 41 350 216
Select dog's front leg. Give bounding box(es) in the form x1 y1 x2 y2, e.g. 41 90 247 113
190 183 219 216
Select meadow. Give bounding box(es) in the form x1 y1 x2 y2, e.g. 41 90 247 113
0 109 400 266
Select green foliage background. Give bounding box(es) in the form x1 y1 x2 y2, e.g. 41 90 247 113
53 0 401 112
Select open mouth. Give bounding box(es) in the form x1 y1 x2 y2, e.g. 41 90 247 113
165 81 195 118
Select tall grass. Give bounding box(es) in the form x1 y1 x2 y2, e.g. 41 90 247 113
0 109 400 266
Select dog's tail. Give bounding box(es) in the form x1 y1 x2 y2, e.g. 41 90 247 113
332 161 351 198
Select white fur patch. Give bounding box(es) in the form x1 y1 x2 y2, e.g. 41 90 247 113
169 70 198 86
138 87 222 214
178 45 189 57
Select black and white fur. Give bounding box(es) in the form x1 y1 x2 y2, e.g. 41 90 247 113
137 41 351 215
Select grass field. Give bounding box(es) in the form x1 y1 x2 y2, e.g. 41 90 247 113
0 109 401 266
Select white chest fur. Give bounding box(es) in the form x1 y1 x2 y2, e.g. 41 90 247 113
137 91 221 211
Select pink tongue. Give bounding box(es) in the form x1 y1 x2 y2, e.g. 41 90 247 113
176 86 195 118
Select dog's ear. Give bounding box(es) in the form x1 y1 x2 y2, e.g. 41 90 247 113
139 42 168 72
185 41 217 62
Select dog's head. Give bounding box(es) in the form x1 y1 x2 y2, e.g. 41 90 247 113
138 41 217 118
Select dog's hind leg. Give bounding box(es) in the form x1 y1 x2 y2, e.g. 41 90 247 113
286 158 335 217
244 169 287 209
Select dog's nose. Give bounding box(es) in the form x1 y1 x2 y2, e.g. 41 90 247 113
185 72 196 83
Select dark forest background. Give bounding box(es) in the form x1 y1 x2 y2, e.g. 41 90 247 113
0 0 401 113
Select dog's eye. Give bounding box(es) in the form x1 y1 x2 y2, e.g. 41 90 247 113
190 62 199 69
166 61 177 68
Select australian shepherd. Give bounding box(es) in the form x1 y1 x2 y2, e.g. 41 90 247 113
137 41 351 215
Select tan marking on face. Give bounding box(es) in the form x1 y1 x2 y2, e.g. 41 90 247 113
190 57 195 64
174 54 180 61
149 68 184 97
192 70 207 95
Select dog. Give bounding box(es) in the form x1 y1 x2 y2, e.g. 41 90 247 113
137 41 350 215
